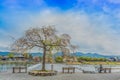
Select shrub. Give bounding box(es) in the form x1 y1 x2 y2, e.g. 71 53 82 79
55 56 63 63
77 57 107 62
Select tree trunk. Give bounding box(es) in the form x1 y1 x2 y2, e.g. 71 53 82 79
42 47 46 71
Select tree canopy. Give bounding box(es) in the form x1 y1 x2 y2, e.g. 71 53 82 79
11 26 71 53
11 26 75 71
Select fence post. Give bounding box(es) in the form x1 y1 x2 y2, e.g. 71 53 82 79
51 64 53 71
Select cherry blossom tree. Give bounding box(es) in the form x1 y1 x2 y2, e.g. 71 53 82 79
11 26 73 71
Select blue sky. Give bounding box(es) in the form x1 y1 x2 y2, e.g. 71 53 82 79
0 0 120 55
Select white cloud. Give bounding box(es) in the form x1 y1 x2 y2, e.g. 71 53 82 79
91 0 120 4
0 29 13 51
108 0 120 4
1 9 120 55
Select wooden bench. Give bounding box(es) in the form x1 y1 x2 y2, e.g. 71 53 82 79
99 68 111 73
62 67 75 74
13 66 27 73
102 68 111 73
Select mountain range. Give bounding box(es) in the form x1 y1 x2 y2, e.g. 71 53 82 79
54 52 118 58
0 51 119 58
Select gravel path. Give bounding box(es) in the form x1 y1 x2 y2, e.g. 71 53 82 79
0 71 120 80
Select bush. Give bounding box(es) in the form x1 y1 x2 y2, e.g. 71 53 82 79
77 57 107 62
55 56 63 63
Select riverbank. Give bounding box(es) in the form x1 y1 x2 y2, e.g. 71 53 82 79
0 71 120 80
1 61 120 66
66 61 120 65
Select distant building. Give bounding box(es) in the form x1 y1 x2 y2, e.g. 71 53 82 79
1 56 8 60
108 57 120 62
13 54 25 60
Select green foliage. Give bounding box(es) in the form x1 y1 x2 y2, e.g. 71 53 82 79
0 61 37 65
8 53 14 58
0 56 2 60
55 56 63 63
39 56 42 61
77 56 107 62
23 53 29 59
29 54 33 59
